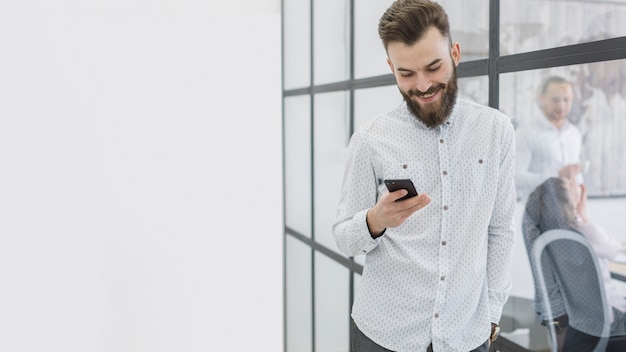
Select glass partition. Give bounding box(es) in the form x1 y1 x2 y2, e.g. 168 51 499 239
500 59 626 197
574 58 626 196
353 0 396 79
458 76 489 106
314 252 350 352
313 91 350 251
354 86 401 131
283 0 311 90
440 0 490 62
313 0 350 85
284 96 312 237
501 0 626 55
286 236 312 352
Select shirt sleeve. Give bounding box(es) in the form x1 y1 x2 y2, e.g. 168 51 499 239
332 131 382 257
487 118 517 323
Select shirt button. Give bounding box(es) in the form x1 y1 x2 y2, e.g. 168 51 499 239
442 241 447 246
443 171 448 175
435 313 440 318
479 159 484 164
440 275 446 281
439 139 444 144
443 205 449 210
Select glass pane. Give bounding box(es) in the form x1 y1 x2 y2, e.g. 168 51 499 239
313 0 350 85
500 59 626 198
354 1 395 79
314 91 349 252
458 75 489 106
440 0 490 62
501 70 548 131
575 59 626 196
315 252 350 352
354 86 402 132
501 1 626 55
285 96 312 237
286 235 312 352
283 0 311 90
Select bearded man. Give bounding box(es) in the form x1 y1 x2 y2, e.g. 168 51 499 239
332 1 516 351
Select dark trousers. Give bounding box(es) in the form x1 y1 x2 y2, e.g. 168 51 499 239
352 319 489 352
563 326 626 352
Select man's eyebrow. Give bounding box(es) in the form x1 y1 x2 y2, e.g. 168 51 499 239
396 58 443 72
426 58 443 68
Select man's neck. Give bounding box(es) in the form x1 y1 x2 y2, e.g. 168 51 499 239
548 118 566 130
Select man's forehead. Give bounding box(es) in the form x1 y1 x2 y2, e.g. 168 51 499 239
545 83 573 95
387 41 450 68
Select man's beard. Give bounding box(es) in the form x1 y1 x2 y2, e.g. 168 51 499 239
546 110 567 123
401 67 459 128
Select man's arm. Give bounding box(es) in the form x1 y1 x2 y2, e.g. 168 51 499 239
487 120 517 324
332 131 382 257
332 131 430 256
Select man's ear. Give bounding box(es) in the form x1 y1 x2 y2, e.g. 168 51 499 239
387 57 394 73
450 42 461 66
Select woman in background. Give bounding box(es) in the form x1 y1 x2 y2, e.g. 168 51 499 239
523 177 626 351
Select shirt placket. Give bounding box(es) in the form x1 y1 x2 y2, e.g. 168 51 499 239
432 123 451 340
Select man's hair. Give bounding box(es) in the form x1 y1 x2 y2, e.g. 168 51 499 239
541 76 571 94
378 0 451 50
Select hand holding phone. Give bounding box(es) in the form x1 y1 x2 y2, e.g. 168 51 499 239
384 179 418 201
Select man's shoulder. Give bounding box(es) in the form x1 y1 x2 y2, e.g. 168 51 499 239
456 98 513 128
514 119 545 141
519 117 580 134
357 103 407 133
562 120 582 134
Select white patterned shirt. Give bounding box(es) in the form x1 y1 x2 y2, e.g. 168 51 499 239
333 99 516 352
515 117 582 200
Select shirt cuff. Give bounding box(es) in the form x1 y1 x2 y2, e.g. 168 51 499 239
356 209 381 254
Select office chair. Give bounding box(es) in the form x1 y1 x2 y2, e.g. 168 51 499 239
529 229 611 352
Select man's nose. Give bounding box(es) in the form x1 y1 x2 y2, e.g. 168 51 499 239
414 75 432 93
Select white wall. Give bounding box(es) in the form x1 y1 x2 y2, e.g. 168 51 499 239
0 1 282 351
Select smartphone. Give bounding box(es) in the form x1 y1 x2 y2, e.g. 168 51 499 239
384 179 418 201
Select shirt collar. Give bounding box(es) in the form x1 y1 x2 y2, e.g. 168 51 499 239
535 114 572 132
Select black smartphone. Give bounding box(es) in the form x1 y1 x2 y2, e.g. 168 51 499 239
384 179 418 201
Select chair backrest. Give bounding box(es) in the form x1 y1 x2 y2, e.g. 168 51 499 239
529 229 611 352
